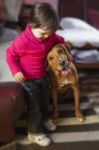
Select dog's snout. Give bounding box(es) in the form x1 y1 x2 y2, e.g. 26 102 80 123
60 60 68 67
60 60 65 66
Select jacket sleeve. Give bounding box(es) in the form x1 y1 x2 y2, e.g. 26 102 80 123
6 36 23 76
54 33 65 44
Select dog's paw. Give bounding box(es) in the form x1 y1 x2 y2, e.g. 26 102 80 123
75 112 85 123
77 116 85 122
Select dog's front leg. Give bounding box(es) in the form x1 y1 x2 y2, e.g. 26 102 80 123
72 85 85 122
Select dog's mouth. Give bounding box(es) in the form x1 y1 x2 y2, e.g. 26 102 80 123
61 67 70 76
59 60 70 76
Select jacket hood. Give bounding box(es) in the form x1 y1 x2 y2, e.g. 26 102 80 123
25 25 36 41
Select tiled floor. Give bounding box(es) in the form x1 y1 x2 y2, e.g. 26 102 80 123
1 74 99 150
16 141 99 150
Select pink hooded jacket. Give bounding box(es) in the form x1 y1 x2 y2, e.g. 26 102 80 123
6 25 64 80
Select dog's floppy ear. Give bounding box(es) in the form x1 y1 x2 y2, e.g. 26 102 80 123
65 41 73 51
63 41 73 61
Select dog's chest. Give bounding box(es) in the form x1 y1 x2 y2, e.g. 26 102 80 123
57 77 73 90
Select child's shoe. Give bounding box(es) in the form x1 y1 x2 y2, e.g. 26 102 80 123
44 119 56 131
28 133 51 146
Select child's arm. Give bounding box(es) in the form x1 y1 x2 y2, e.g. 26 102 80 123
6 47 22 74
6 38 25 82
54 33 65 44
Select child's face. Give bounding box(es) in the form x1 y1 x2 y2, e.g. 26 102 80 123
31 27 53 39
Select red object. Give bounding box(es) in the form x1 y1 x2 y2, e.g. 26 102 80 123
0 83 25 142
88 9 99 29
6 25 64 80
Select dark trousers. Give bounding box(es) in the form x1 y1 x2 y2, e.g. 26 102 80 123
21 76 51 134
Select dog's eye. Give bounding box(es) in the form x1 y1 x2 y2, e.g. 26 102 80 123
49 56 53 60
58 49 65 54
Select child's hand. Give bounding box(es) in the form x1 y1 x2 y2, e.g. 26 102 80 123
14 72 25 83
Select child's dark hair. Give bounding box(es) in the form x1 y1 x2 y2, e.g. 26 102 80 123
29 2 59 32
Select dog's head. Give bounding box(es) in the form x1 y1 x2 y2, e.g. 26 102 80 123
47 42 73 76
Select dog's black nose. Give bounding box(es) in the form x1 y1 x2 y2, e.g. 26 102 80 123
60 60 69 68
60 60 66 67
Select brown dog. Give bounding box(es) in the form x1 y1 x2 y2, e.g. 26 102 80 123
47 43 84 122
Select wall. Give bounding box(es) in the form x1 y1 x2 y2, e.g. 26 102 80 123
23 0 59 11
